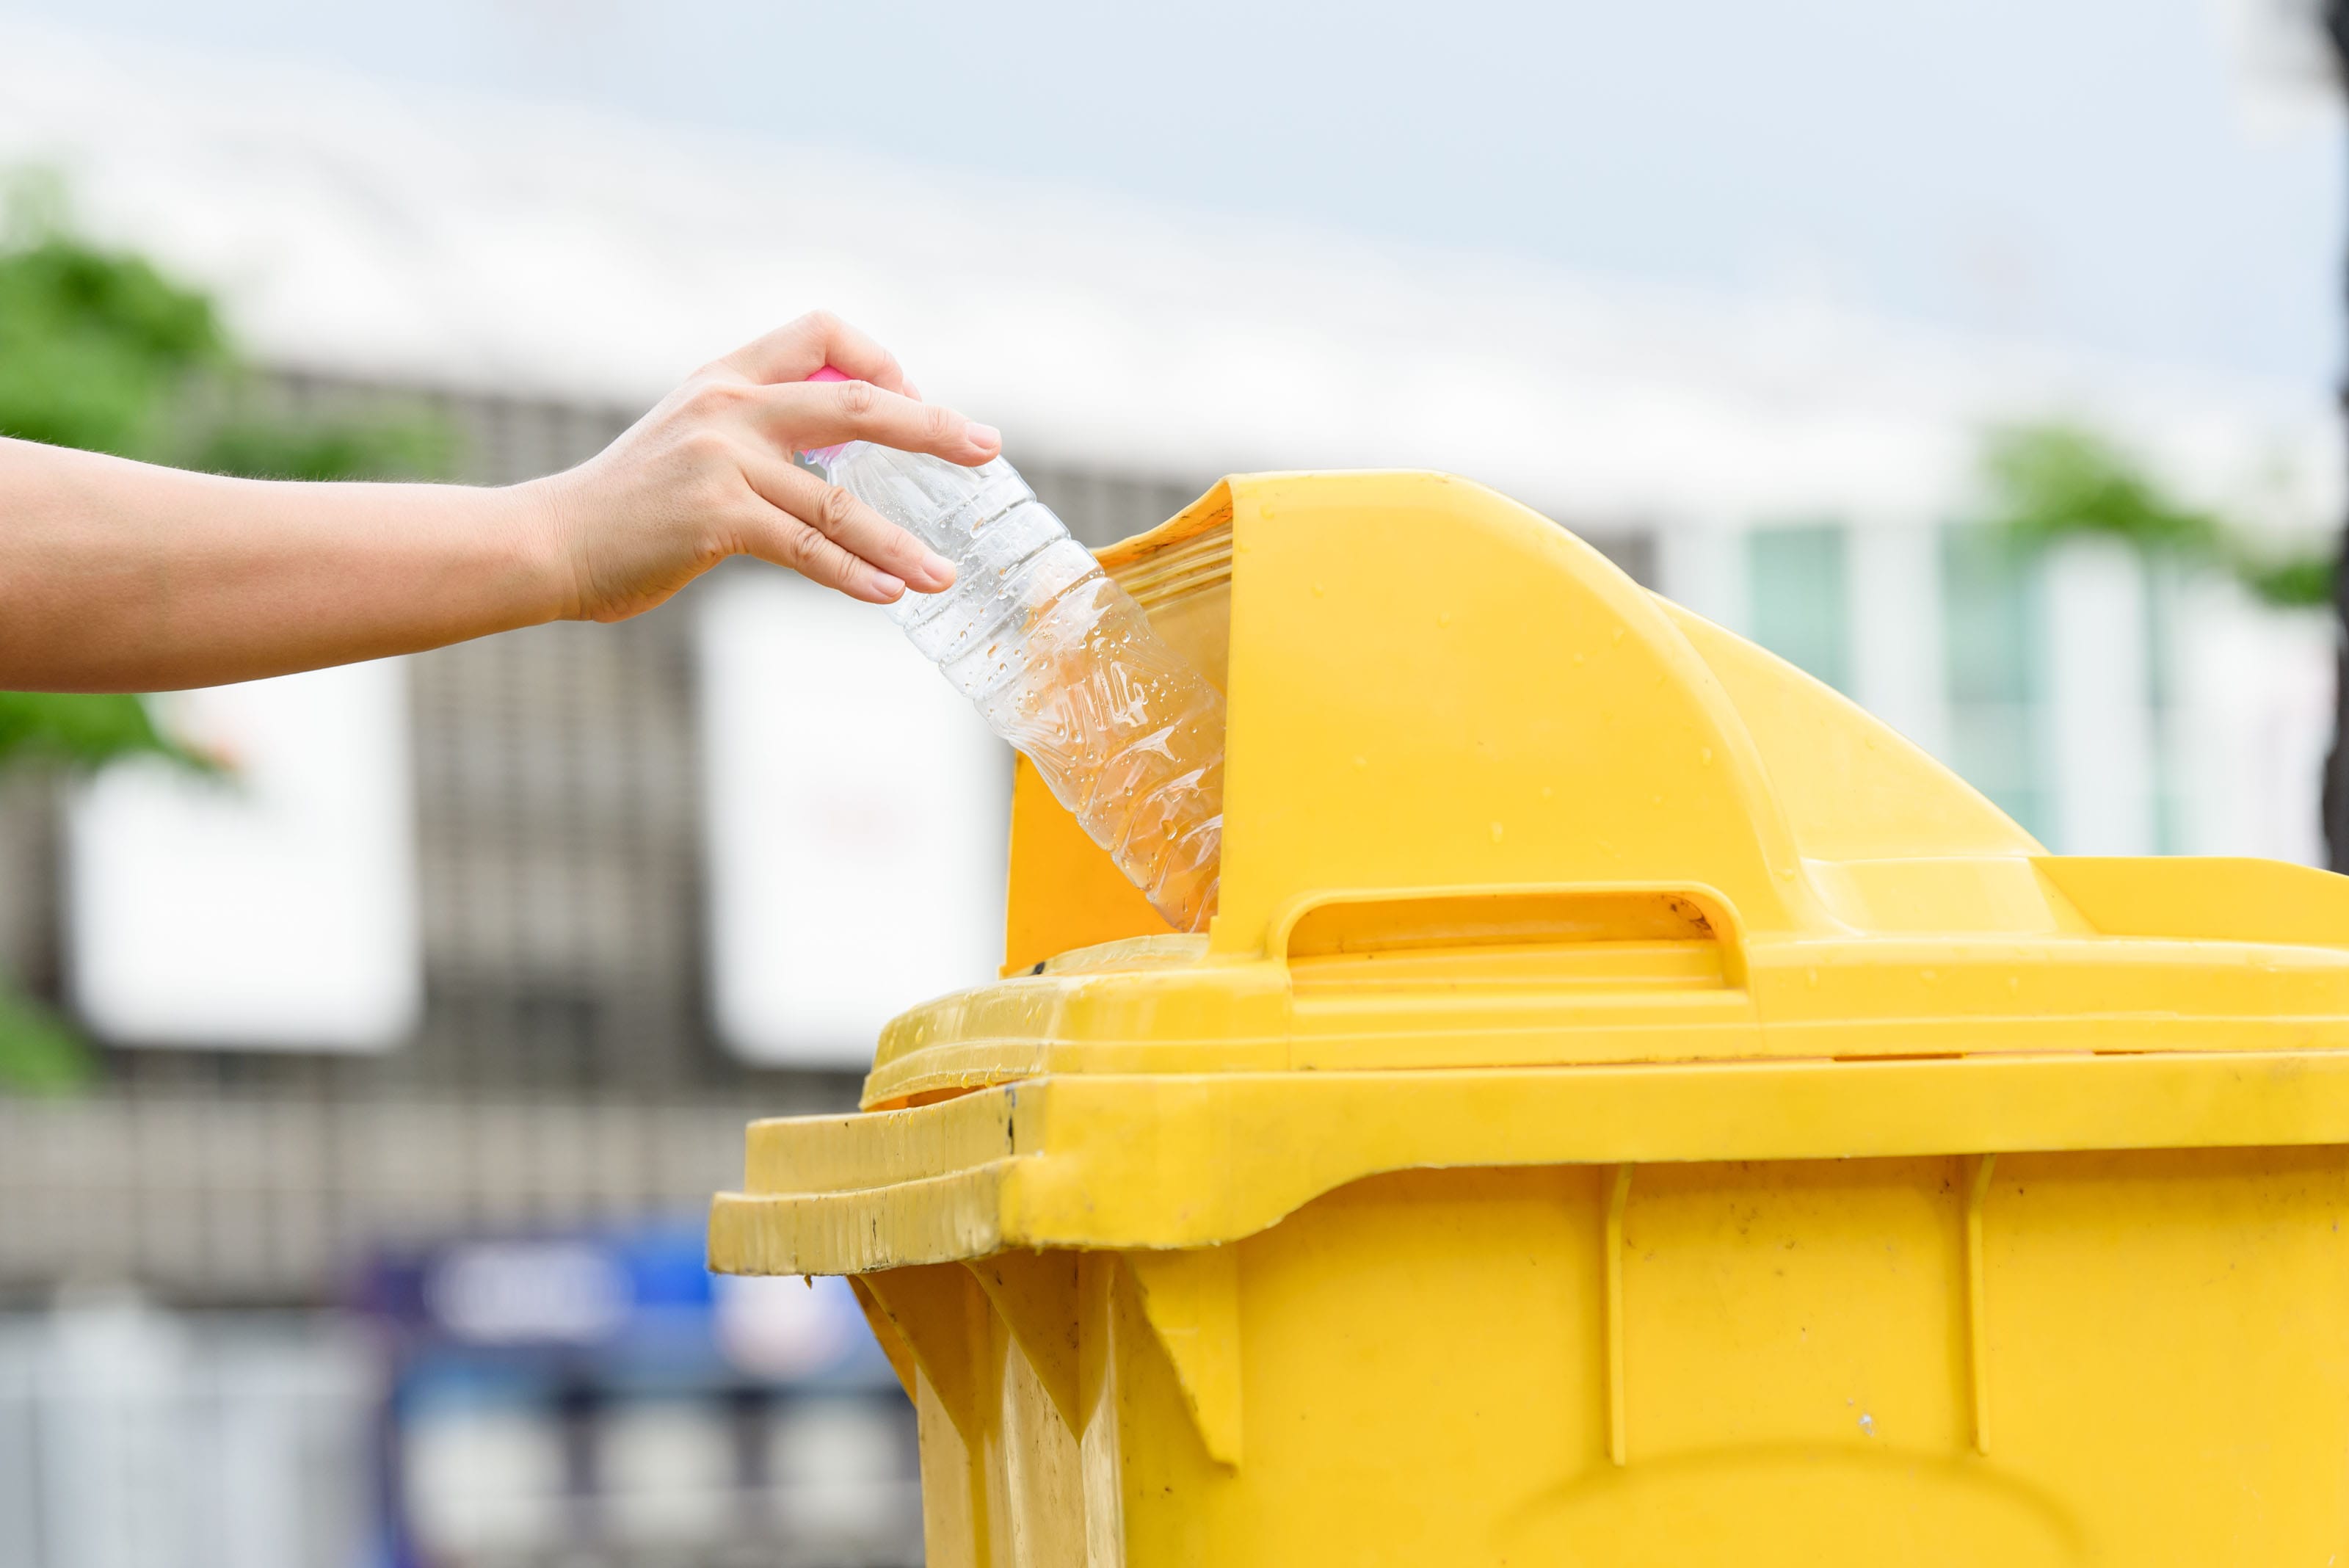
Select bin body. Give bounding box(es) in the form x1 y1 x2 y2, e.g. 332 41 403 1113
857 1154 2349 1567
712 471 2349 1566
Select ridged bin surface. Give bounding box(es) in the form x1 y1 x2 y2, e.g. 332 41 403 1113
711 471 2349 1567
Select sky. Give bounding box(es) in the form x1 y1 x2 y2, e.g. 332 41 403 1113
2 0 2342 392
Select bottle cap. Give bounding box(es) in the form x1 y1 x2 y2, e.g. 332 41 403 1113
799 364 852 468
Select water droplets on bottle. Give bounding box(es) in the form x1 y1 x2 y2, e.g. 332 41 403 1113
817 442 1224 933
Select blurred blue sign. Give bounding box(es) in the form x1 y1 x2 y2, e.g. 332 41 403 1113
354 1221 893 1388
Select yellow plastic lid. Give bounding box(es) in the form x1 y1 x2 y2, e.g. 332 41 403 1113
710 471 2349 1280
863 470 2349 1111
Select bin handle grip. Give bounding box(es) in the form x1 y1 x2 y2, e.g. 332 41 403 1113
1267 882 1747 985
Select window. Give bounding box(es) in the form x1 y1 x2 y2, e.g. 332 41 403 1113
1939 526 2052 843
1747 524 1851 693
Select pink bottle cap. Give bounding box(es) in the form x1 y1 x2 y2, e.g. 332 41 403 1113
801 364 852 465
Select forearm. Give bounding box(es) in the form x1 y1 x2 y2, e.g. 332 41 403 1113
0 438 567 692
1 315 995 691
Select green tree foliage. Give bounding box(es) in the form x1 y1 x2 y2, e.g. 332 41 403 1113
0 225 226 454
0 688 200 1092
1980 422 2332 609
193 415 451 483
0 984 90 1094
0 691 203 772
0 173 450 1090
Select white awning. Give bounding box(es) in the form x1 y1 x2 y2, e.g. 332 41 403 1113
0 15 2336 532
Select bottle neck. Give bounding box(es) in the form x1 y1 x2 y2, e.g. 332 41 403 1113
797 438 857 474
800 365 854 468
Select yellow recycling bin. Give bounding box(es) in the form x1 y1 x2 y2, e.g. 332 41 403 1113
711 471 2349 1567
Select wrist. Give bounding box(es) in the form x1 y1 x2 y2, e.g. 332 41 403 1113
504 473 588 624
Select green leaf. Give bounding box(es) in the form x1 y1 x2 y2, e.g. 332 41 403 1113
0 691 208 772
2235 548 2337 610
1981 424 2227 557
1980 421 2331 611
0 978 92 1094
0 172 452 474
194 411 454 482
0 231 228 457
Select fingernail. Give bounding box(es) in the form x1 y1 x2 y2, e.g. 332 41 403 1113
922 551 956 586
871 572 905 600
967 422 1001 450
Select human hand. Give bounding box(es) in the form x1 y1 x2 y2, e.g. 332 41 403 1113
526 311 1000 620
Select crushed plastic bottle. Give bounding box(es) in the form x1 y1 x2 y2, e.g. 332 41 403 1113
806 418 1223 933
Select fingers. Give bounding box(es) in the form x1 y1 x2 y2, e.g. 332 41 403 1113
759 378 1001 465
718 311 913 394
738 454 958 601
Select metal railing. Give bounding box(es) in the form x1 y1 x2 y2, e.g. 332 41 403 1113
0 1302 923 1568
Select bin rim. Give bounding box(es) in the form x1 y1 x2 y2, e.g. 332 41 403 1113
710 1050 2349 1277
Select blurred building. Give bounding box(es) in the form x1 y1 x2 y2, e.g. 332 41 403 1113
0 16 2340 1568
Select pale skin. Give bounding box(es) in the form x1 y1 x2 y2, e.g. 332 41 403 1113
0 312 998 693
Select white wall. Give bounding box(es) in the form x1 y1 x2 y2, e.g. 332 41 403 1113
66 661 421 1050
2168 576 2334 865
1845 520 1950 762
697 573 1008 1068
1655 516 1751 632
2040 539 2161 857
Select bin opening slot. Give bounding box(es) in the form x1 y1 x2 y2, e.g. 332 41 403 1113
1284 888 1726 958
1003 486 1237 976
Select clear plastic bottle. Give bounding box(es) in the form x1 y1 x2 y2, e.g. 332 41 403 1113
810 438 1224 933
